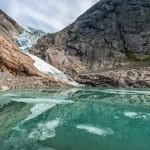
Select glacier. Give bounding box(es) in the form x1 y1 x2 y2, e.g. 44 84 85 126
16 27 80 86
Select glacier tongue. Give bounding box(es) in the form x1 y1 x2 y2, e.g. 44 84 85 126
16 26 45 51
16 27 80 86
28 53 69 80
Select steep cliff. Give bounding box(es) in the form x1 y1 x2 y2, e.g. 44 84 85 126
30 0 150 87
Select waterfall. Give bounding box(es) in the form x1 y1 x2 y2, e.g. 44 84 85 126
16 27 80 86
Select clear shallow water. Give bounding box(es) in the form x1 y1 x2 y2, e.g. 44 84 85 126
0 87 150 150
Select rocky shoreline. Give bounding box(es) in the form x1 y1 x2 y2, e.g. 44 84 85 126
76 68 150 88
1 67 150 92
0 73 65 91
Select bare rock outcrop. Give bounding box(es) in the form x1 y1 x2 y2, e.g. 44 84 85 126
30 0 150 87
0 9 64 90
0 9 41 76
0 36 44 76
76 68 150 88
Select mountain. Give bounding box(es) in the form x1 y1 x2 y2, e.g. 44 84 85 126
0 9 43 76
30 0 150 87
0 9 64 90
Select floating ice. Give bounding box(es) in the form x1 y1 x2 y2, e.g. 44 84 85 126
11 98 74 104
101 89 150 95
51 88 80 99
124 112 138 118
24 103 56 121
76 124 114 136
12 97 74 121
29 118 62 140
124 111 150 119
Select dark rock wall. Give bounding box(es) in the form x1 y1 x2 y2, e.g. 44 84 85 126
31 0 150 73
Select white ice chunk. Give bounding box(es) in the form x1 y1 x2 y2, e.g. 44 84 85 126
11 98 74 104
76 124 114 136
29 118 62 140
24 103 56 121
124 111 150 119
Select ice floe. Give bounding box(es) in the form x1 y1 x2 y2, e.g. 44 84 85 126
29 118 62 140
11 98 74 104
76 124 114 136
24 103 56 121
124 111 150 119
101 89 150 95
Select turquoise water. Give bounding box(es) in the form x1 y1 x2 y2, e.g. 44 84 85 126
0 88 150 150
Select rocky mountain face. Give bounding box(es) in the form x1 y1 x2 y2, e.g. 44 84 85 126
0 9 42 76
30 0 150 87
0 9 63 90
0 36 44 76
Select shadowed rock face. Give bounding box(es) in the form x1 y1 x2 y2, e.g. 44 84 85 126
30 0 150 87
74 0 150 54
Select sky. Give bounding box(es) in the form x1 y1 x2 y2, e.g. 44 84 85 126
0 0 99 32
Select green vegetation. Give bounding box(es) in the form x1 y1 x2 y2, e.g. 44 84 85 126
126 51 150 62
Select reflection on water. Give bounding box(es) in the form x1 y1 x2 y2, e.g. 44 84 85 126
0 88 150 150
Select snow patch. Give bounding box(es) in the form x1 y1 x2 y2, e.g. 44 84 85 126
28 53 79 86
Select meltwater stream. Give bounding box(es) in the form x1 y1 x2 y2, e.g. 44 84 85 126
0 87 150 150
16 27 79 86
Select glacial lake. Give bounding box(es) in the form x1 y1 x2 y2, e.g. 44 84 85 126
0 87 150 150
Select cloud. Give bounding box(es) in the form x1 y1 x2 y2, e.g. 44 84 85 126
0 0 99 32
